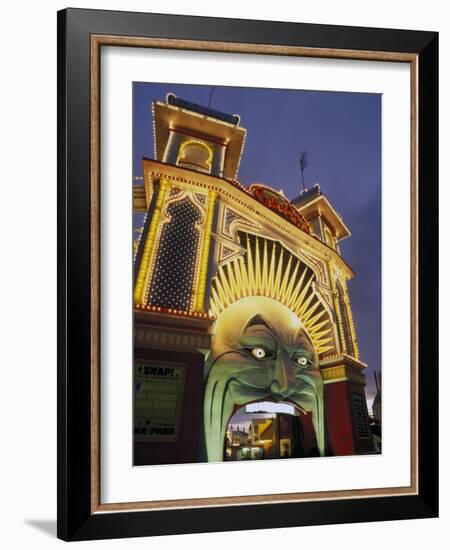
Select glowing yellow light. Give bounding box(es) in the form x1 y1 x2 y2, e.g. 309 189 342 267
133 179 170 305
210 237 333 355
193 190 217 312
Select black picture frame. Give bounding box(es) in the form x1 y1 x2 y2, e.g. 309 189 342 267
57 7 438 541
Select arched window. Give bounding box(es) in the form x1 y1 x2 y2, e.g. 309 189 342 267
177 140 212 174
148 197 202 310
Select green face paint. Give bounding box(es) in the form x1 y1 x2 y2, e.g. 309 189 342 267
204 296 324 462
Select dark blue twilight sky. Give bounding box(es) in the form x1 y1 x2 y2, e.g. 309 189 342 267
132 82 381 404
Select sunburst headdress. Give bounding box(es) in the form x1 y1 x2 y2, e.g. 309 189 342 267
210 233 334 355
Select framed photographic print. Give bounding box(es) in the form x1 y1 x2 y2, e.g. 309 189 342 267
57 8 438 541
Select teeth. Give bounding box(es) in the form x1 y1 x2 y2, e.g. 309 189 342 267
245 401 297 415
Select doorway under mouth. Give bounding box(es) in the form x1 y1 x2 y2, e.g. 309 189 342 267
224 400 319 461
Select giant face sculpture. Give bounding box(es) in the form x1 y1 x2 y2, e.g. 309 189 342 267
204 296 324 462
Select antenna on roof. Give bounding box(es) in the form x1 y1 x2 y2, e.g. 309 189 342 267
208 86 215 108
299 151 308 193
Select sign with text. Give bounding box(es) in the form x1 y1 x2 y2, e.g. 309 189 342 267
134 360 186 442
249 184 310 234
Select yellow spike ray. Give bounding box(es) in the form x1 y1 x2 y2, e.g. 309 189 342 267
284 259 300 305
233 258 245 300
261 238 269 296
279 255 293 303
254 236 262 294
316 345 334 355
226 262 239 302
273 248 284 300
217 270 231 307
310 328 332 340
219 266 234 306
217 277 229 309
246 235 255 295
304 308 328 330
286 269 307 309
210 299 220 317
308 318 330 335
291 274 313 313
296 289 316 318
313 337 333 348
239 256 249 294
267 242 276 298
212 278 224 308
301 299 322 324
211 287 223 312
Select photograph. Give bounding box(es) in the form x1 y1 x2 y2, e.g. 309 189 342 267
132 83 382 466
0 0 443 546
53 7 439 540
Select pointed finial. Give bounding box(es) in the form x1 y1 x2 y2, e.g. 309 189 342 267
299 151 308 193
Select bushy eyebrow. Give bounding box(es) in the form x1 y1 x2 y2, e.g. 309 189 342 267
237 335 277 350
243 314 315 353
243 314 277 337
295 329 314 351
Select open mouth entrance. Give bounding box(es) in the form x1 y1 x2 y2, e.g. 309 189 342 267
224 401 319 461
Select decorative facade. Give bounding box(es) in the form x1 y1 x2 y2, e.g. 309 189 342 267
133 94 373 465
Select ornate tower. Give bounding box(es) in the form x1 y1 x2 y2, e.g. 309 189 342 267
293 184 373 454
132 95 246 465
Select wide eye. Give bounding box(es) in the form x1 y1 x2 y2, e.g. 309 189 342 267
296 356 309 367
251 347 267 360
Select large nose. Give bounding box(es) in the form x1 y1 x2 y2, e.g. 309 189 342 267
270 352 296 397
